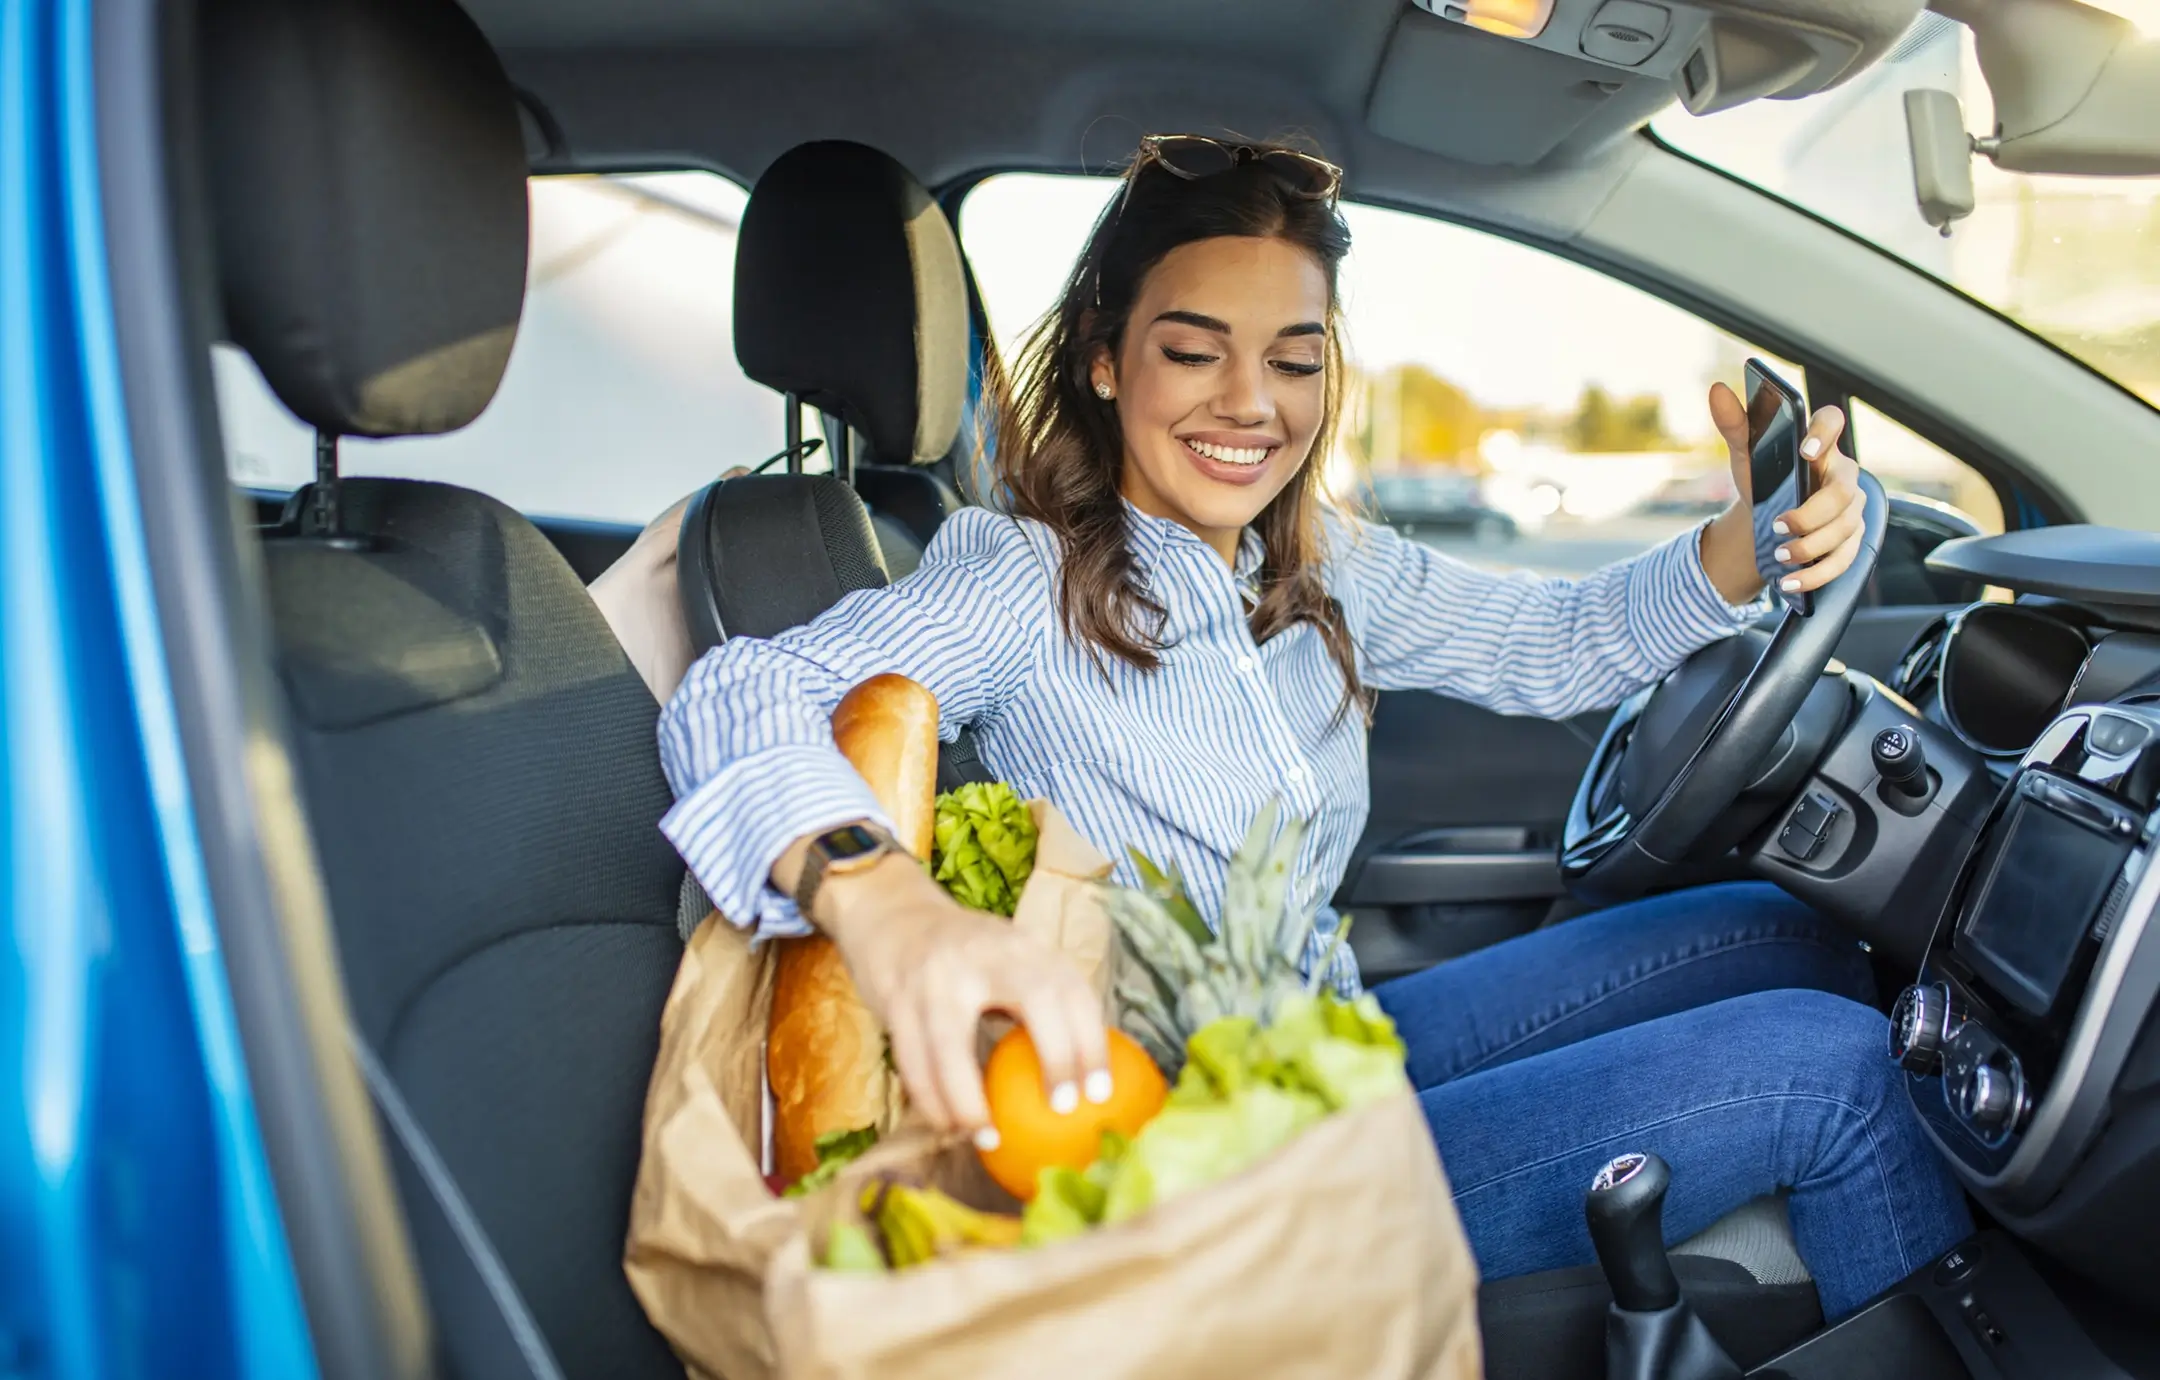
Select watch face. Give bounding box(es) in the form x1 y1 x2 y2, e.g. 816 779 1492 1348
823 825 882 861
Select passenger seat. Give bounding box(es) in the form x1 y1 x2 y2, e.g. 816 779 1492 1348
673 141 993 789
675 143 959 645
203 0 686 1375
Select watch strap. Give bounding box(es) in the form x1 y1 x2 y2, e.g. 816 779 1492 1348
793 823 898 926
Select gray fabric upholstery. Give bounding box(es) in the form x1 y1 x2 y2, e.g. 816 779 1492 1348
273 481 686 1380
1673 1195 1813 1288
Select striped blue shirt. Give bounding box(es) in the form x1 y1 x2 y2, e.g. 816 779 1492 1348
657 503 1763 993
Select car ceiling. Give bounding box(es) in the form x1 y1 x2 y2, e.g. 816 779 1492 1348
478 0 1688 197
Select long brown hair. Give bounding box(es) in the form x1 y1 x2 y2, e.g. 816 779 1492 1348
988 143 1365 717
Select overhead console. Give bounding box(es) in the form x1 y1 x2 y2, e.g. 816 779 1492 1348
1374 0 1923 166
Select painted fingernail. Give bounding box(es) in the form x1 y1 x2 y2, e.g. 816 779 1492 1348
1801 437 1824 459
1085 1070 1114 1104
1774 546 1792 564
1772 520 1791 537
1780 576 1802 593
974 1125 1001 1152
1049 1082 1080 1115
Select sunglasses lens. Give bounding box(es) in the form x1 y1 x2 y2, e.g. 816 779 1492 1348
1149 137 1238 180
1258 151 1338 198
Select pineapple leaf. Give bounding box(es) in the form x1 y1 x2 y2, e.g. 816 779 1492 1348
1113 978 1185 1075
1103 802 1331 1066
1273 880 1314 963
1126 847 1213 949
1101 886 1210 1000
1220 800 1281 976
1223 802 1307 980
1306 912 1356 995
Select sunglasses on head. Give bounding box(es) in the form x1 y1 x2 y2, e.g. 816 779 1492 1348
1093 136 1343 306
1128 135 1343 202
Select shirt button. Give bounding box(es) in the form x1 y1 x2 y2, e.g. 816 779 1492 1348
1235 655 1256 674
1285 764 1306 785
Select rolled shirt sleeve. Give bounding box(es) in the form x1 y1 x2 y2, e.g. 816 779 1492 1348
657 508 1048 938
1328 510 1765 719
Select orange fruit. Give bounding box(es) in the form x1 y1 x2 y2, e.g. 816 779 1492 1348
978 1027 1168 1201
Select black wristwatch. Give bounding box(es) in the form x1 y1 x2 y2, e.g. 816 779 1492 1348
793 821 902 926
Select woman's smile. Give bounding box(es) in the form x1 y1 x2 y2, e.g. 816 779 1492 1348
1179 431 1281 484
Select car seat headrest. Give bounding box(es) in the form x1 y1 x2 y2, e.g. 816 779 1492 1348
733 142 968 467
201 0 528 438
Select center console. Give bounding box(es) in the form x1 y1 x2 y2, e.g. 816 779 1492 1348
1893 702 2160 1203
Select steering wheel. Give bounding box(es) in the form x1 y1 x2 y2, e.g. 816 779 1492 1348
1560 471 1889 906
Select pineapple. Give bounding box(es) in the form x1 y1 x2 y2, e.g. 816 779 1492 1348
1101 800 1343 1077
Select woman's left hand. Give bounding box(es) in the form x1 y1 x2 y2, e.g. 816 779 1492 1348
1701 382 1868 605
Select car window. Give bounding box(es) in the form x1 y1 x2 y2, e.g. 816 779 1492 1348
1849 398 2005 535
961 174 2003 578
1652 13 2160 411
216 170 799 526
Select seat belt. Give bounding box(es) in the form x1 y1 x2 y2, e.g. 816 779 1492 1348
349 1031 567 1380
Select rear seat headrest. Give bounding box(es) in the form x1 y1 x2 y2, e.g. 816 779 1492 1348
734 142 968 466
202 0 528 438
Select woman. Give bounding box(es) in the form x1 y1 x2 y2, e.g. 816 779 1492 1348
657 137 1968 1317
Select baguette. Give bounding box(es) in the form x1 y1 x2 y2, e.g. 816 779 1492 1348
767 674 938 1183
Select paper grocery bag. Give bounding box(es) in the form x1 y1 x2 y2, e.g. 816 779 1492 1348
624 800 1113 1380
1007 799 1115 1011
767 1090 1482 1380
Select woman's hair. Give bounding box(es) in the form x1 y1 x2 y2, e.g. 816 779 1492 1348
987 141 1366 717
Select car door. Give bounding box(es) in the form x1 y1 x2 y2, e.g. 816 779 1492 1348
1326 207 2016 981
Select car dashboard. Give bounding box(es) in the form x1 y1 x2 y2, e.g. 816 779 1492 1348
1875 527 2160 1323
1889 599 2160 768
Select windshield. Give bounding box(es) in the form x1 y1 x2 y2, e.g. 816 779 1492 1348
1651 7 2160 408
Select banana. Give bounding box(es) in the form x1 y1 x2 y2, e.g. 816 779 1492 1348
860 1179 1023 1268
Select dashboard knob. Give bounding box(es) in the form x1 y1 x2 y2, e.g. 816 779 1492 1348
1958 1063 2023 1138
1889 982 1956 1075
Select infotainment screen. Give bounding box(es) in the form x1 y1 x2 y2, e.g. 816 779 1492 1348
1957 782 2138 1017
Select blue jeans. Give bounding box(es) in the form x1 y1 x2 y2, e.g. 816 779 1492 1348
1370 882 1971 1319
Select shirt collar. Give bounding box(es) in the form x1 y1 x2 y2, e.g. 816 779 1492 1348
1122 501 1266 590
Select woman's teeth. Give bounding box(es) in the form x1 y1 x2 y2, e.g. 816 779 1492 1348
1186 439 1271 467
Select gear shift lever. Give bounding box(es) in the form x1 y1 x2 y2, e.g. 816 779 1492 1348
1585 1153 1740 1380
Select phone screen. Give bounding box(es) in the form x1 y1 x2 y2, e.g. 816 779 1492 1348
1744 359 1815 615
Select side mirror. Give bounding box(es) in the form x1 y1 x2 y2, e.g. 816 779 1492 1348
1875 493 1989 606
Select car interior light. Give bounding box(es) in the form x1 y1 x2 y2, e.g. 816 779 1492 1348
1459 0 1556 39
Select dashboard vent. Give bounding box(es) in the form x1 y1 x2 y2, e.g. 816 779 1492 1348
1892 616 1950 703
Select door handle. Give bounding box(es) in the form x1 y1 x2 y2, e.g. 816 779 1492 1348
1347 827 1560 906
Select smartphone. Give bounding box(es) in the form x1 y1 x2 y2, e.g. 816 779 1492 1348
1744 358 1815 616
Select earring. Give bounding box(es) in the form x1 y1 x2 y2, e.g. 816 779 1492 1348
1095 381 1114 400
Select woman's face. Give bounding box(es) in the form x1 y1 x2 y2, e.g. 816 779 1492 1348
1092 235 1331 560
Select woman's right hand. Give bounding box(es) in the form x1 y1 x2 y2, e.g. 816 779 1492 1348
817 853 1112 1145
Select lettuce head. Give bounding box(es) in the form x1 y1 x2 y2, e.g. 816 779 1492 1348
932 782 1039 916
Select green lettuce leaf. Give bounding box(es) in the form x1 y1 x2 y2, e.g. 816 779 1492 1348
821 1221 888 1272
783 1125 879 1199
932 782 1039 916
1291 1036 1409 1111
1021 1165 1107 1247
